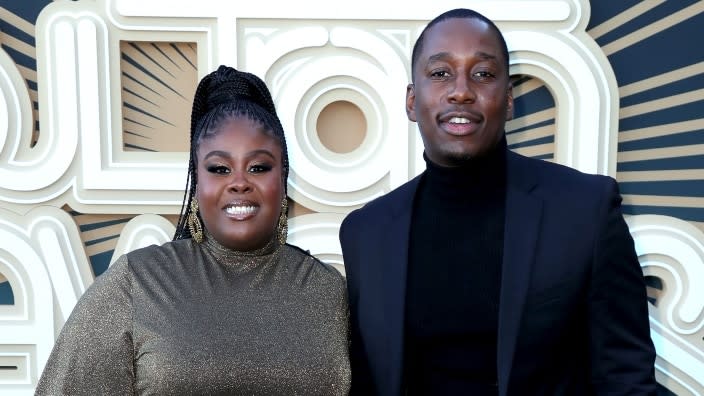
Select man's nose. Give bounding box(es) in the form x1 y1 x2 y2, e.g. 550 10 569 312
448 74 476 103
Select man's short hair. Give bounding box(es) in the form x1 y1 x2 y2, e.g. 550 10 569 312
410 8 510 81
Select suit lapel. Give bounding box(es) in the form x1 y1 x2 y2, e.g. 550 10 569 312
497 152 543 396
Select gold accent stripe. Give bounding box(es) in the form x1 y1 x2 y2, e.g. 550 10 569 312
588 1 666 40
29 89 38 106
85 239 119 258
81 223 124 242
618 169 704 182
122 106 168 129
0 32 36 59
506 124 553 145
620 88 704 119
506 108 554 131
512 142 554 158
72 213 132 227
622 194 704 209
512 77 546 98
620 62 704 99
122 73 165 106
121 61 165 94
619 119 704 143
618 143 704 162
122 89 167 120
16 64 37 82
122 43 189 98
0 7 35 37
602 2 704 55
692 222 704 235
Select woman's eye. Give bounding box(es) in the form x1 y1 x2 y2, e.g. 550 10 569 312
206 164 230 175
249 164 273 173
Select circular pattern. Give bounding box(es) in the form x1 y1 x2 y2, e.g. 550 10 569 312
316 100 367 154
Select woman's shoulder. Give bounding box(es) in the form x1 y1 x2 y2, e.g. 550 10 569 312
114 239 199 283
281 244 346 289
124 238 195 262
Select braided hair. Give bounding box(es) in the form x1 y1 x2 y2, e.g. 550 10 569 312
174 65 289 240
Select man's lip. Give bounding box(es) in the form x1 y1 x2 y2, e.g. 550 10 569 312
438 111 482 123
438 111 482 136
440 121 479 136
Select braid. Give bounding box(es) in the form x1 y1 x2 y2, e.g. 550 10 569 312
174 65 289 241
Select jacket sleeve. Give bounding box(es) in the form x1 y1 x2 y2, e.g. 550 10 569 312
340 212 377 395
589 177 657 395
35 256 135 395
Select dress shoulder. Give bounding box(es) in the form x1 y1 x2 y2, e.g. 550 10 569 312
35 254 136 395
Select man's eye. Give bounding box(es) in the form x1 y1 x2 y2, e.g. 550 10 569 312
206 165 230 175
249 164 273 173
430 70 450 78
474 71 496 79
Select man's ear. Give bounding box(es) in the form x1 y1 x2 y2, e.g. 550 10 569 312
505 84 514 121
406 83 417 122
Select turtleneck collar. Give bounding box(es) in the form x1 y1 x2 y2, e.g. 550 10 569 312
422 134 508 202
200 229 282 269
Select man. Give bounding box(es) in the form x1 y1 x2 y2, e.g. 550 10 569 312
339 8 656 396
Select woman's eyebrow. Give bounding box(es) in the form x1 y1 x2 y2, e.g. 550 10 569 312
203 149 276 161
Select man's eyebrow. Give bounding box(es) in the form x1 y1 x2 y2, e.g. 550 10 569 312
426 51 499 63
475 51 498 61
427 52 452 63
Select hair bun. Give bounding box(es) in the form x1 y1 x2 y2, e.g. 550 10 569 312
190 65 278 139
207 66 276 115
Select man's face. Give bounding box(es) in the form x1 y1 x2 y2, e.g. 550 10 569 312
406 17 513 167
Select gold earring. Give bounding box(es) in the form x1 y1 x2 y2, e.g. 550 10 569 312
187 198 204 243
277 198 288 245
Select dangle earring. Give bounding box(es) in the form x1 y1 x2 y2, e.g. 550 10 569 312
277 198 288 245
187 198 204 243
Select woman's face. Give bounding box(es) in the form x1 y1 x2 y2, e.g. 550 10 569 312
195 117 284 251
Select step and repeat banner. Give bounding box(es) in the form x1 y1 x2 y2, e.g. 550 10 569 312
0 0 702 394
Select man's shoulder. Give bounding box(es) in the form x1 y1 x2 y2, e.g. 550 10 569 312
508 150 614 193
342 174 421 226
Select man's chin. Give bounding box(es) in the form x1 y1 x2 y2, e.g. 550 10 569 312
436 146 478 167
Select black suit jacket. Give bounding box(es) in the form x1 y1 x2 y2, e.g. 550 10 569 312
339 150 656 395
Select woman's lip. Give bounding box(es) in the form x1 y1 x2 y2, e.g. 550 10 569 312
223 204 259 220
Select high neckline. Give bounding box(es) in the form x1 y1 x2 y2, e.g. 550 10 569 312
422 135 508 202
200 230 282 268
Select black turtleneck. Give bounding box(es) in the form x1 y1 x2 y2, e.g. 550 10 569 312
404 137 507 395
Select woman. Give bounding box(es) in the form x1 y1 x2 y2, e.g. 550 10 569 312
36 66 351 395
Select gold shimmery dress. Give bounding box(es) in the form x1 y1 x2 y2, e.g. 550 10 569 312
35 235 351 395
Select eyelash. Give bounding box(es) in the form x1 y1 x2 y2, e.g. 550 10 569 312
249 164 272 173
430 70 450 78
474 70 495 79
429 70 496 80
205 163 273 175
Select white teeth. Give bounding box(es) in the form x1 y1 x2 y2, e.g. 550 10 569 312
449 117 471 124
225 206 257 216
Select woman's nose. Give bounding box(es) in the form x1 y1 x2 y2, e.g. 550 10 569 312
228 171 253 193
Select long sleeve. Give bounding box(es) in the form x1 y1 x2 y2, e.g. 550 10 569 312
36 255 135 395
589 178 657 395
